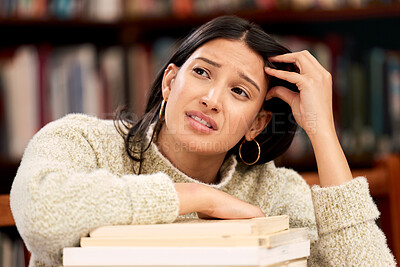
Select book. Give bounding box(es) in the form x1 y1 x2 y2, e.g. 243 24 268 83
63 240 310 266
99 46 126 117
3 46 40 160
49 47 73 121
64 216 310 266
89 216 290 238
128 44 153 118
386 52 400 152
81 228 308 248
1 231 12 267
368 47 386 154
269 258 308 267
89 0 122 22
37 44 52 127
0 76 6 157
76 44 101 118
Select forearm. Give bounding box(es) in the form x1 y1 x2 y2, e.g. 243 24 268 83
309 123 353 187
10 116 180 265
309 177 396 266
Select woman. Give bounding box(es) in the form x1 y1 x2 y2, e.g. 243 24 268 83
10 16 395 266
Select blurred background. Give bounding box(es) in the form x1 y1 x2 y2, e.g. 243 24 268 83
0 0 399 266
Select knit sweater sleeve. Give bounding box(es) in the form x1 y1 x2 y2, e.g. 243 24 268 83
309 177 396 266
9 114 180 266
268 167 396 266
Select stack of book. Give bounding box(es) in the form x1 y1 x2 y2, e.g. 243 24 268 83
63 215 310 266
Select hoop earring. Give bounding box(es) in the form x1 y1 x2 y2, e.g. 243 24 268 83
159 99 166 122
239 139 261 166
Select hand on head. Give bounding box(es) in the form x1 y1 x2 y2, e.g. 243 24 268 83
265 50 334 138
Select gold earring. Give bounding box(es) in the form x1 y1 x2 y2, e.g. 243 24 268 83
159 99 166 122
239 139 261 165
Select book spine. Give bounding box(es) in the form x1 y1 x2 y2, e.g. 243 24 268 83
386 52 400 152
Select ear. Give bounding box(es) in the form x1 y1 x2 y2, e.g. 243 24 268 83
161 63 179 101
244 110 273 141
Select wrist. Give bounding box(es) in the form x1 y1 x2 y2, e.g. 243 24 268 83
174 183 214 216
307 120 337 145
307 125 353 187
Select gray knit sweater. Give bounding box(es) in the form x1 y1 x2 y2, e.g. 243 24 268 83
10 114 396 266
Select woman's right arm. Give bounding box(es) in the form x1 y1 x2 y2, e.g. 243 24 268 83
10 115 180 266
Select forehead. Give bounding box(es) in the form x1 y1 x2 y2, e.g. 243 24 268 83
187 39 266 77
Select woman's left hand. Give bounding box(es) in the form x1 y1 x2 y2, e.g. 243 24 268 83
264 50 335 139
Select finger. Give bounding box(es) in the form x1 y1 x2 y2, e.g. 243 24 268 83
269 50 324 74
197 212 213 219
269 51 313 72
266 86 298 108
265 66 303 88
269 50 316 63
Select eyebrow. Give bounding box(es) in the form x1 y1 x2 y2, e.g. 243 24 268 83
196 57 222 68
195 57 260 93
238 71 260 93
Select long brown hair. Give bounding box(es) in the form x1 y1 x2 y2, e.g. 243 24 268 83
115 15 299 174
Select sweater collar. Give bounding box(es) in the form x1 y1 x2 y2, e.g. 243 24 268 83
140 123 238 189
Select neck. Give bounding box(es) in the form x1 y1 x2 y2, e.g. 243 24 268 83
156 125 226 184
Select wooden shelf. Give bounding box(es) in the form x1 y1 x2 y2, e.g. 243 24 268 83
0 194 14 227
119 3 400 26
0 17 119 27
1 4 396 26
0 4 399 45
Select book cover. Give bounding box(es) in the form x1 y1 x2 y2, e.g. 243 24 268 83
90 216 290 238
81 228 308 248
64 240 310 266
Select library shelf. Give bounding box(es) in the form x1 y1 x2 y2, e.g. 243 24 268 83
0 4 399 26
0 3 399 265
0 4 399 45
119 3 400 26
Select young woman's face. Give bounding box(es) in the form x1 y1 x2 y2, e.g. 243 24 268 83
161 38 269 155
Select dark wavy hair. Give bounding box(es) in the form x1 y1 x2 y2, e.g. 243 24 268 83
115 15 299 174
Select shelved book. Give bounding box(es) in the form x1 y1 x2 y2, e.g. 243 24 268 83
63 215 310 266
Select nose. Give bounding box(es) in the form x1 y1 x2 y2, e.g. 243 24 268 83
200 88 223 112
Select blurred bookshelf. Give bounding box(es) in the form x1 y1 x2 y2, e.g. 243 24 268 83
0 0 400 265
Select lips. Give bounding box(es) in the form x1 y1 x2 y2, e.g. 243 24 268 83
185 111 218 131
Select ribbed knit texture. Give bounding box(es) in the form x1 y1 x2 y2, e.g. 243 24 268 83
9 114 396 266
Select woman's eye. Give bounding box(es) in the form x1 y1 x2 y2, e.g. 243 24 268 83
232 87 249 98
193 68 209 78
